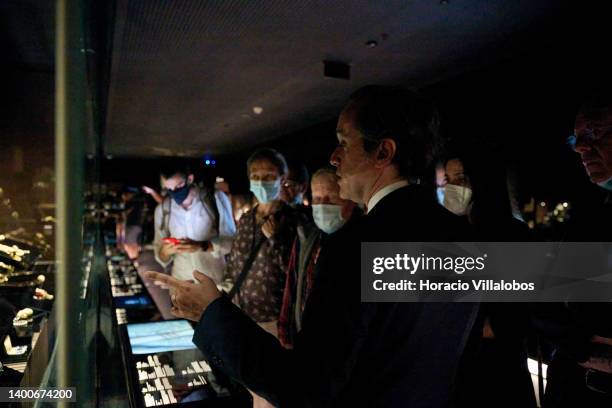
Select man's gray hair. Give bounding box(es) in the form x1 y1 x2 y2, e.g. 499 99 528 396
311 167 338 182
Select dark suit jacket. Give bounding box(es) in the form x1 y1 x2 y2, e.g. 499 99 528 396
193 185 479 407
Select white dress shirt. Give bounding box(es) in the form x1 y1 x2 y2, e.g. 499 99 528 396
154 188 236 283
366 180 410 214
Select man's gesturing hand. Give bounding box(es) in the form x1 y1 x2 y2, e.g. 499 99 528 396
144 270 222 321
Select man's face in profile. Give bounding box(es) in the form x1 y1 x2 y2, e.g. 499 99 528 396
329 105 376 204
573 106 612 184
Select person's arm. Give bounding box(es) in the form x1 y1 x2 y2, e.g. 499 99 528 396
153 204 176 267
142 185 163 205
146 232 375 407
193 237 376 407
530 303 612 374
153 206 209 257
209 190 236 256
580 336 612 373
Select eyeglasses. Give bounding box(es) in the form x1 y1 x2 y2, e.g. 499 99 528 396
568 126 612 150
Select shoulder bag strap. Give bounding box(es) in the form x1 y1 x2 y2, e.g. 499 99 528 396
228 235 266 299
228 209 264 299
161 197 171 236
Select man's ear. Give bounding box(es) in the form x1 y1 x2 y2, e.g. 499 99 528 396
374 139 396 167
187 174 195 184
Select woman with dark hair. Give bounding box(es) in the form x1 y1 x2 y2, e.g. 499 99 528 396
441 149 527 238
440 144 537 408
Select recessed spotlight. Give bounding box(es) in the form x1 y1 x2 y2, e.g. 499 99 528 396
253 106 263 115
366 40 378 48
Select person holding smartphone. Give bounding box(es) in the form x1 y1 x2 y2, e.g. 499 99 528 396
153 160 236 284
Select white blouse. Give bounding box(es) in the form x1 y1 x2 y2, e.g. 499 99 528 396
153 188 236 283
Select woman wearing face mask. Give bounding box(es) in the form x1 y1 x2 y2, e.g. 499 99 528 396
221 148 307 408
278 167 360 348
442 156 525 237
439 147 536 408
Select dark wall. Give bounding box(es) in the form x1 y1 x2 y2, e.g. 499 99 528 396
422 1 608 209
87 2 612 213
0 0 55 222
0 69 55 218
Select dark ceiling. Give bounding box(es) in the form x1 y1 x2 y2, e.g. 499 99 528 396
104 0 571 157
0 0 55 174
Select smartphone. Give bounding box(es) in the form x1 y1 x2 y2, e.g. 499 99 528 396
162 237 181 245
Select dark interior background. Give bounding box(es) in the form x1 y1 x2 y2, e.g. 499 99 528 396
0 0 609 227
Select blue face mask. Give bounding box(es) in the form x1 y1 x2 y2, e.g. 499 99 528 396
436 186 445 205
312 204 346 234
250 179 281 203
168 182 191 205
292 193 304 206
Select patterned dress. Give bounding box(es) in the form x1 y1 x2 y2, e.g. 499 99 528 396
224 203 301 322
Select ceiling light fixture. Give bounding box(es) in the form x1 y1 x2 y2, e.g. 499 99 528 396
253 106 263 115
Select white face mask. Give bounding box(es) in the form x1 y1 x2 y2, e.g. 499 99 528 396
443 184 472 216
597 177 612 191
312 204 346 234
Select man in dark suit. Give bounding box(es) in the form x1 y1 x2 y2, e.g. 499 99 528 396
539 89 612 407
147 86 478 407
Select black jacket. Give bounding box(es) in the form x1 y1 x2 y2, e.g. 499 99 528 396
193 185 478 407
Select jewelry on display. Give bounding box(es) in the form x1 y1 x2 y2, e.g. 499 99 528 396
0 241 31 263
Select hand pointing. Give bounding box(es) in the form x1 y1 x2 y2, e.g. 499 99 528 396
144 270 221 321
